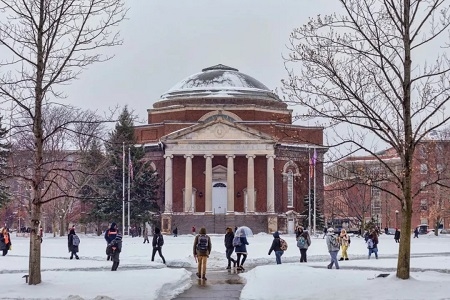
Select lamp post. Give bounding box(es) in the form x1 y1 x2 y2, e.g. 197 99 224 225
395 210 399 228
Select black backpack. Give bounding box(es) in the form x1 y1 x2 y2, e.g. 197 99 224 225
197 235 208 251
106 240 118 255
156 234 164 247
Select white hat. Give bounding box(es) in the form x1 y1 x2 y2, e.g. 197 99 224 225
327 227 335 232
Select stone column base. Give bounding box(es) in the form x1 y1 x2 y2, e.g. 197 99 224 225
267 215 278 233
161 214 172 234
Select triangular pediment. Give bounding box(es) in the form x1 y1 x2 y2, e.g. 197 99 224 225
161 116 274 142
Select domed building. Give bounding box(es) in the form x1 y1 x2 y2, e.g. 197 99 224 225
135 64 326 234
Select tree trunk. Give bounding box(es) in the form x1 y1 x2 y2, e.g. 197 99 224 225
28 203 42 285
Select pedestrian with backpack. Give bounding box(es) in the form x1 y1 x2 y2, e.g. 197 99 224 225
234 227 249 271
151 227 166 264
193 227 212 280
296 226 311 262
325 227 340 269
107 233 122 271
339 229 350 261
268 231 284 264
68 228 80 260
104 222 118 261
224 227 237 269
367 232 379 259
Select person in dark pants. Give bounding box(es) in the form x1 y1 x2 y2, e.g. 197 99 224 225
394 228 400 243
414 227 419 238
234 228 249 271
151 227 166 264
173 227 178 237
323 227 327 239
104 222 118 261
224 227 237 269
296 226 311 262
110 233 122 271
68 228 79 260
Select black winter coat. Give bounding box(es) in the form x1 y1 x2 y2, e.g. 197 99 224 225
224 232 234 249
0 233 11 250
152 233 163 248
68 233 79 253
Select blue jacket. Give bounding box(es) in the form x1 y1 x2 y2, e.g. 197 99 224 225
234 236 249 253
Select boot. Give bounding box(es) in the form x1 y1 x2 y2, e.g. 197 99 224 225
111 261 119 271
339 257 344 261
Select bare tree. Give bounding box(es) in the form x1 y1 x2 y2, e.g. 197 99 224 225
0 0 126 284
283 0 450 279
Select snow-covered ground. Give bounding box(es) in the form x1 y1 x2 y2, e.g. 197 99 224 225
1 231 450 299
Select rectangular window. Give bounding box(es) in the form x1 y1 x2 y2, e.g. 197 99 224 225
437 164 444 173
420 181 427 192
287 171 293 207
420 164 428 174
371 186 381 198
420 199 427 211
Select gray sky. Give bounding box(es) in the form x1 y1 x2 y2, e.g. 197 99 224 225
62 0 342 124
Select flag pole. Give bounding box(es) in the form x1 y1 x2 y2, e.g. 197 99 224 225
308 148 312 232
313 148 317 236
127 147 131 235
122 142 125 236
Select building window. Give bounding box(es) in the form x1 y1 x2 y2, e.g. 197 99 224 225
437 164 444 173
420 199 428 211
371 186 381 198
418 146 426 158
420 218 428 225
420 181 427 192
420 164 428 174
287 170 293 207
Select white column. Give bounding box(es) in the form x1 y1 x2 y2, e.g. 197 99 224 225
226 154 235 214
246 154 256 213
204 154 214 214
184 154 193 213
164 154 173 213
266 154 275 213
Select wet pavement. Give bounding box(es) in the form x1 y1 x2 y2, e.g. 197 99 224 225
174 268 246 300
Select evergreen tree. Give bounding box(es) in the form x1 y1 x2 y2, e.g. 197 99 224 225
0 115 11 208
300 189 325 231
98 106 160 228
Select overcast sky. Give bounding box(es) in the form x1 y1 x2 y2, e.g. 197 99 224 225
62 0 342 124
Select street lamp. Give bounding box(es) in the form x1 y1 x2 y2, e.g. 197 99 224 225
395 210 399 228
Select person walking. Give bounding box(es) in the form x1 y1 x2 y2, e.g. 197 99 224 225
224 227 237 269
173 227 178 237
234 228 249 271
326 227 340 269
0 227 12 256
322 227 327 239
193 227 212 280
367 232 379 259
108 233 122 271
151 227 166 264
104 222 118 261
268 231 284 264
68 228 80 260
394 228 400 243
414 227 419 238
296 226 311 262
339 229 350 261
143 227 150 243
191 226 196 235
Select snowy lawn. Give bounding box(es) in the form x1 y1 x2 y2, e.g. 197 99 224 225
0 232 449 299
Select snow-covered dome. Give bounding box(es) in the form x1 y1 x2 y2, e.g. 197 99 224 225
155 64 284 108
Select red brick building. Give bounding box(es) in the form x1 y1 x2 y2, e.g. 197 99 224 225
324 139 450 232
134 64 326 234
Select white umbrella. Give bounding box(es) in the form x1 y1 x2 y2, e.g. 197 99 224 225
236 226 253 237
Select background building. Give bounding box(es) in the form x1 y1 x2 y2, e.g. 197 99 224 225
324 138 450 233
134 64 326 234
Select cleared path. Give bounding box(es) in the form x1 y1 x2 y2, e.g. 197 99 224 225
174 268 246 300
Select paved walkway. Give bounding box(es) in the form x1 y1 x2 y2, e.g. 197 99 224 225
174 268 246 300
